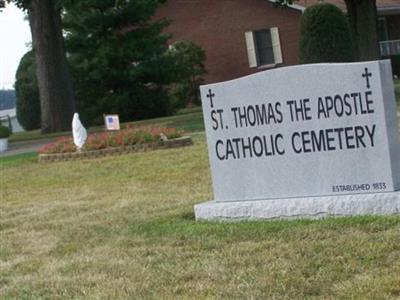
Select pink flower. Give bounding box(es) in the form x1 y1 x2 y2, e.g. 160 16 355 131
38 126 183 154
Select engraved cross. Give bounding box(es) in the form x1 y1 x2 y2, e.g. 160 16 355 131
207 89 215 108
362 67 372 89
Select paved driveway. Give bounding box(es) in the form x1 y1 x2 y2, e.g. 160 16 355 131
0 139 53 157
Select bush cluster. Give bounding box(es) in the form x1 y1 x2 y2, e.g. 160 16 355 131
38 126 184 154
167 41 207 107
390 55 400 77
15 50 41 130
0 125 11 139
299 3 354 63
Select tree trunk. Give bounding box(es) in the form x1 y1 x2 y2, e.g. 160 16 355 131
345 0 379 61
28 0 75 133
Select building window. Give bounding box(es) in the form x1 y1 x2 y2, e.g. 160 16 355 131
245 27 283 68
254 29 274 66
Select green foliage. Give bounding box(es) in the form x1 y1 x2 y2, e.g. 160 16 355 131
63 0 178 126
38 126 183 154
4 0 27 10
6 0 66 10
15 50 41 130
167 41 206 107
299 3 354 63
390 55 400 77
0 124 11 138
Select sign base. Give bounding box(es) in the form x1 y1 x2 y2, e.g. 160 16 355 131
194 192 400 221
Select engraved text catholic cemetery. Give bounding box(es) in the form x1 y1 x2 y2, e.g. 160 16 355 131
200 61 400 203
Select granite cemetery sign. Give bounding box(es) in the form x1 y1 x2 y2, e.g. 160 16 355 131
195 60 400 220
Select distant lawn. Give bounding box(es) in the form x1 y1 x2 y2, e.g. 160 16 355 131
1 134 400 299
9 106 204 143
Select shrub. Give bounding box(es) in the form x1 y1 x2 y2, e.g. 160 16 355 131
38 126 184 154
15 50 41 130
167 41 206 107
390 55 400 77
299 3 354 63
64 1 178 126
0 125 11 139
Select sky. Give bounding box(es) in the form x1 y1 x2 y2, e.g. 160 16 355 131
0 3 31 90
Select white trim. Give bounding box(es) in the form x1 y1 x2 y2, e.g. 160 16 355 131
245 31 258 68
245 27 284 69
257 63 277 70
271 27 283 64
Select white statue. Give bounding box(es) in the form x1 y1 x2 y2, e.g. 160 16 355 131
72 113 87 150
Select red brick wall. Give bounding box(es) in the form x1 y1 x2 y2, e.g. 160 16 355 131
386 15 400 40
154 0 302 84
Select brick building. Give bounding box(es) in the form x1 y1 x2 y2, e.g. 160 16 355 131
154 0 400 84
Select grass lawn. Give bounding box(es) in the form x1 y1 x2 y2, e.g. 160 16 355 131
1 131 400 299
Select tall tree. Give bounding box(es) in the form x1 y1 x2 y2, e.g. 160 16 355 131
299 3 354 63
6 0 75 133
63 0 177 125
274 0 379 61
345 0 379 61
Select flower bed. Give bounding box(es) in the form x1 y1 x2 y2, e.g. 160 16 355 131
38 126 192 163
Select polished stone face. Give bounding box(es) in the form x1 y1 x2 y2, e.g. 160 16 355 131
200 60 400 202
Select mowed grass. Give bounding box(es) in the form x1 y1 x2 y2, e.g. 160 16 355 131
1 133 400 299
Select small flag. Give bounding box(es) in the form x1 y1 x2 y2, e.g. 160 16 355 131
104 114 120 130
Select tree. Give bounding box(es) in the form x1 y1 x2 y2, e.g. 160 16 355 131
15 50 41 130
63 0 181 125
345 0 379 61
274 0 379 61
5 0 75 133
167 41 206 107
299 3 354 63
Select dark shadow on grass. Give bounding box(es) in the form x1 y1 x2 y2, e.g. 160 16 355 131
128 213 400 241
0 152 37 168
178 211 196 221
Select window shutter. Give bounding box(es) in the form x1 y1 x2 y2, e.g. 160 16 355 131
271 27 283 64
245 31 257 68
